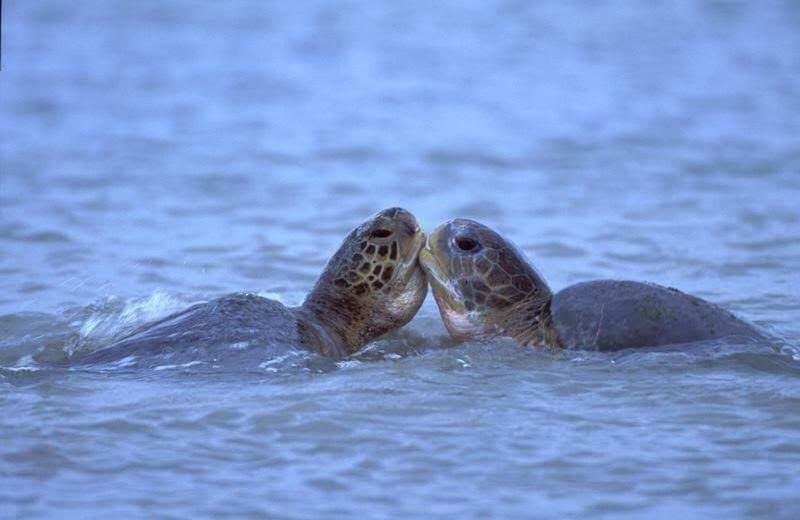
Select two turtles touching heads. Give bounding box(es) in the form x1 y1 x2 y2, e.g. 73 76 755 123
82 207 765 366
354 210 762 352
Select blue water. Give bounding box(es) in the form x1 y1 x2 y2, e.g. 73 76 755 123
2 1 800 517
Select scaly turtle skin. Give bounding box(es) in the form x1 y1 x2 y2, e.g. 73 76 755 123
81 207 427 364
419 219 763 351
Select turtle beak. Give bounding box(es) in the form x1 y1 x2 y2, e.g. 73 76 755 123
378 207 419 236
419 242 454 298
406 220 421 235
398 220 426 282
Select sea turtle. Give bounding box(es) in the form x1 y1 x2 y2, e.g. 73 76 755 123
80 207 428 364
419 219 763 351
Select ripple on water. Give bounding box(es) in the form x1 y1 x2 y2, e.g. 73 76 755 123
16 230 73 244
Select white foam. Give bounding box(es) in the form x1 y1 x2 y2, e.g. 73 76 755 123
153 360 204 371
106 355 138 369
259 351 300 368
118 289 181 327
336 359 363 369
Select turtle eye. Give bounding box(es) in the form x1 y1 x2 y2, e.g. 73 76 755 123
371 228 393 238
455 236 480 253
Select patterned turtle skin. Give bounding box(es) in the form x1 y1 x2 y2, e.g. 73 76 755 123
80 208 428 364
420 219 763 351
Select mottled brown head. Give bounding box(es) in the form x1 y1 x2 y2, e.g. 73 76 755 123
303 207 428 354
419 219 554 345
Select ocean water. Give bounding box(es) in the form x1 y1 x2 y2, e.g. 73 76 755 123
2 0 800 517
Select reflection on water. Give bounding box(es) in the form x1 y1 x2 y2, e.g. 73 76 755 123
1 0 799 517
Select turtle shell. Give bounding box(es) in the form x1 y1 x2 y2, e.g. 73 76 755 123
551 280 763 350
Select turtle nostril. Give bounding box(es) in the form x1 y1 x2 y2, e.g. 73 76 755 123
371 228 393 238
401 221 417 235
455 236 479 252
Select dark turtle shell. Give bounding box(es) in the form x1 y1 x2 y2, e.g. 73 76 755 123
78 294 306 366
551 280 763 351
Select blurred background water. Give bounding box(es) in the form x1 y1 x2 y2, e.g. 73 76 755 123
1 0 799 517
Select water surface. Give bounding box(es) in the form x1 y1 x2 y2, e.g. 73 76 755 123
2 1 800 517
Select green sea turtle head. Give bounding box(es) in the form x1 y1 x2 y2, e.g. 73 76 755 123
304 207 428 352
419 219 552 344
